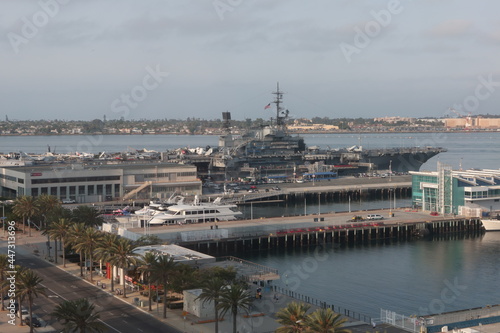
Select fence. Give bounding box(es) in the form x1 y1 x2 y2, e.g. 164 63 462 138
380 309 423 332
273 286 372 324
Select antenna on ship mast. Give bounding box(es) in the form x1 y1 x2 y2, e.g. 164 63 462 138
272 82 286 129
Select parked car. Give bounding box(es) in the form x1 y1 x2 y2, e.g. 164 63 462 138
430 211 439 216
25 316 41 327
366 214 384 220
62 198 76 204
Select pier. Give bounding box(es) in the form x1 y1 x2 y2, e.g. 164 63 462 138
180 217 482 256
127 209 483 255
210 175 412 204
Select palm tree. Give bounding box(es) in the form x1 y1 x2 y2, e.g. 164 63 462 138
51 298 106 333
17 269 46 333
275 301 311 333
36 194 61 229
72 205 104 227
12 196 38 235
196 277 225 333
36 195 62 261
108 238 139 298
137 252 157 312
217 283 254 333
0 254 9 311
305 308 351 333
95 233 120 292
68 223 87 277
149 254 178 319
73 227 102 282
46 218 72 267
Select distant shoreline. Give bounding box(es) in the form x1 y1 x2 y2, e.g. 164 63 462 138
0 129 499 137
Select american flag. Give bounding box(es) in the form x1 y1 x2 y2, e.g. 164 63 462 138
264 103 271 109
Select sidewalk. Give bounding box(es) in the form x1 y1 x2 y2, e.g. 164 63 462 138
1 228 384 333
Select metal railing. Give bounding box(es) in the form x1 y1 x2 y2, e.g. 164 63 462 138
274 286 372 324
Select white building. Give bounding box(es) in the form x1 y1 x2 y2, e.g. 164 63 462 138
0 161 201 202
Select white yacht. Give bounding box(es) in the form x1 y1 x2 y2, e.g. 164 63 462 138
481 218 500 231
147 196 242 225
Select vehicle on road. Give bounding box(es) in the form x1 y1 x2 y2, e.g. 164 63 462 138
349 215 364 222
62 198 76 204
366 214 384 220
25 316 42 327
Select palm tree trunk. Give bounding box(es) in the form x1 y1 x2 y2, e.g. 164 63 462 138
123 274 127 298
89 253 93 282
162 282 167 318
79 252 83 277
53 238 58 264
28 296 34 333
148 283 152 311
62 240 66 268
232 310 237 333
110 264 115 292
17 297 23 326
214 301 219 333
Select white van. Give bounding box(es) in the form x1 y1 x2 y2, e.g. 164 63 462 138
366 214 384 220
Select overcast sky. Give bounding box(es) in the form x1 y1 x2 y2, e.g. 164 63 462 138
2 0 500 121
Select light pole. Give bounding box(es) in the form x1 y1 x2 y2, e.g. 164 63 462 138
318 193 321 216
389 160 392 182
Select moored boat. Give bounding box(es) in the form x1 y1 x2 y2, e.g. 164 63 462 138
481 218 500 231
147 196 242 225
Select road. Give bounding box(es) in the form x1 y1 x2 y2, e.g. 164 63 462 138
1 244 181 333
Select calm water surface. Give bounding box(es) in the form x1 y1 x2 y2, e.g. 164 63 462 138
237 233 500 318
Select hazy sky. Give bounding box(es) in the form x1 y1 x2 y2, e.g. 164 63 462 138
2 0 500 121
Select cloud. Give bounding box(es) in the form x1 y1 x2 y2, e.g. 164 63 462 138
425 19 474 38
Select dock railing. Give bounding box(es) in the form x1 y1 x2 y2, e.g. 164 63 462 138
274 286 372 324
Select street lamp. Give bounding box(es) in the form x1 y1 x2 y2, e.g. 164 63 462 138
389 160 392 182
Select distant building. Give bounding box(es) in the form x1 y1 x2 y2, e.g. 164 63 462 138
0 162 201 202
410 163 500 217
444 117 500 129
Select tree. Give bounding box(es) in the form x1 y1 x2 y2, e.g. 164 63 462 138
196 277 225 333
35 194 61 230
0 254 8 311
46 218 72 267
108 238 139 298
72 206 104 227
12 196 38 235
217 283 254 333
275 301 311 333
149 254 178 318
72 227 102 282
68 223 87 277
17 269 46 333
51 298 106 333
137 252 157 312
305 308 350 333
95 233 120 292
